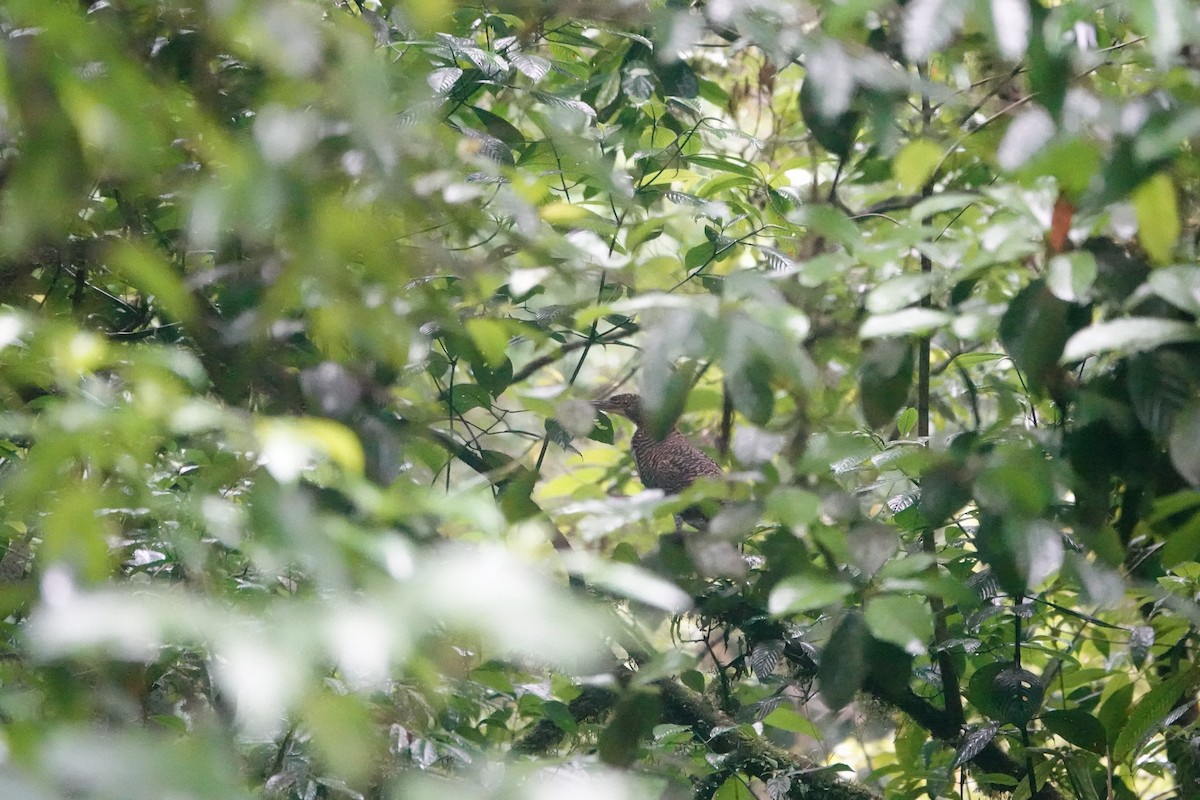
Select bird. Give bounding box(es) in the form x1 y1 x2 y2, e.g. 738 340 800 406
593 393 724 529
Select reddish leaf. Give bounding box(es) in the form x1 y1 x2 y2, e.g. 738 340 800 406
1048 192 1074 254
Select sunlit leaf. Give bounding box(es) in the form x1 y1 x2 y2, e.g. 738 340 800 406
864 595 932 655
1112 667 1196 763
768 574 854 615
860 308 952 339
1062 318 1200 362
762 706 820 736
1133 172 1180 264
894 139 943 192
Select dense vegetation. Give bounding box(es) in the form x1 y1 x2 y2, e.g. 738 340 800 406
1 1 1199 798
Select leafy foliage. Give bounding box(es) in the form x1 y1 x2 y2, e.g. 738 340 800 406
1 1 1200 799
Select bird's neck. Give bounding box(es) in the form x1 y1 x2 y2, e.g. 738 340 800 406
632 424 675 444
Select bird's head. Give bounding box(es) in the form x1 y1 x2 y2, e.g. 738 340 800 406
593 392 643 424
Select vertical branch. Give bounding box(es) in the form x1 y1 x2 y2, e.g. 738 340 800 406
1014 597 1037 798
916 61 963 727
445 356 457 492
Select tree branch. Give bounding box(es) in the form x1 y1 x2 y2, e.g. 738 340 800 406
510 322 640 385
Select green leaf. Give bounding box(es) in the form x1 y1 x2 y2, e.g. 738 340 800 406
768 574 854 615
622 66 655 103
684 242 716 270
994 665 1044 726
919 463 972 528
865 273 941 314
1041 709 1107 754
1062 752 1103 800
1025 2 1069 118
1133 173 1180 264
894 139 943 192
544 418 580 454
1000 279 1086 394
468 105 525 147
465 318 510 368
1045 252 1097 303
954 722 1000 768
1147 265 1200 316
859 339 914 428
597 690 662 767
471 357 513 397
530 90 595 117
967 662 1010 722
863 595 932 654
541 700 577 733
974 516 1062 595
1096 681 1135 748
681 670 705 693
448 383 491 414
713 775 755 800
729 356 774 425
1130 0 1189 69
1112 668 1196 763
800 76 861 159
819 610 869 710
766 487 821 529
304 693 377 784
685 154 758 178
1169 404 1200 486
951 352 1009 368
762 706 820 736
107 241 197 324
428 67 463 94
909 192 978 222
794 204 860 248
860 308 952 339
1061 318 1200 362
588 412 615 444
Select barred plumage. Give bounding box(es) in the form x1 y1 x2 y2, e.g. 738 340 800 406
594 393 722 526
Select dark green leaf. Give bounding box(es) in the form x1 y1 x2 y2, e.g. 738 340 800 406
999 279 1086 397
994 665 1043 726
469 105 526 148
967 662 1011 722
1041 709 1107 754
799 75 861 159
541 700 577 733
819 610 869 711
597 690 662 767
588 412 615 444
448 383 492 414
471 357 513 397
1169 404 1200 485
954 722 1000 767
859 339 914 428
1096 681 1135 748
657 60 699 98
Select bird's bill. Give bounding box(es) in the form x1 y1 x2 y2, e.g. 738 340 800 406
592 398 629 416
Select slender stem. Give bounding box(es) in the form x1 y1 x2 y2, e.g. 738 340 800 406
916 61 963 729
534 271 607 473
